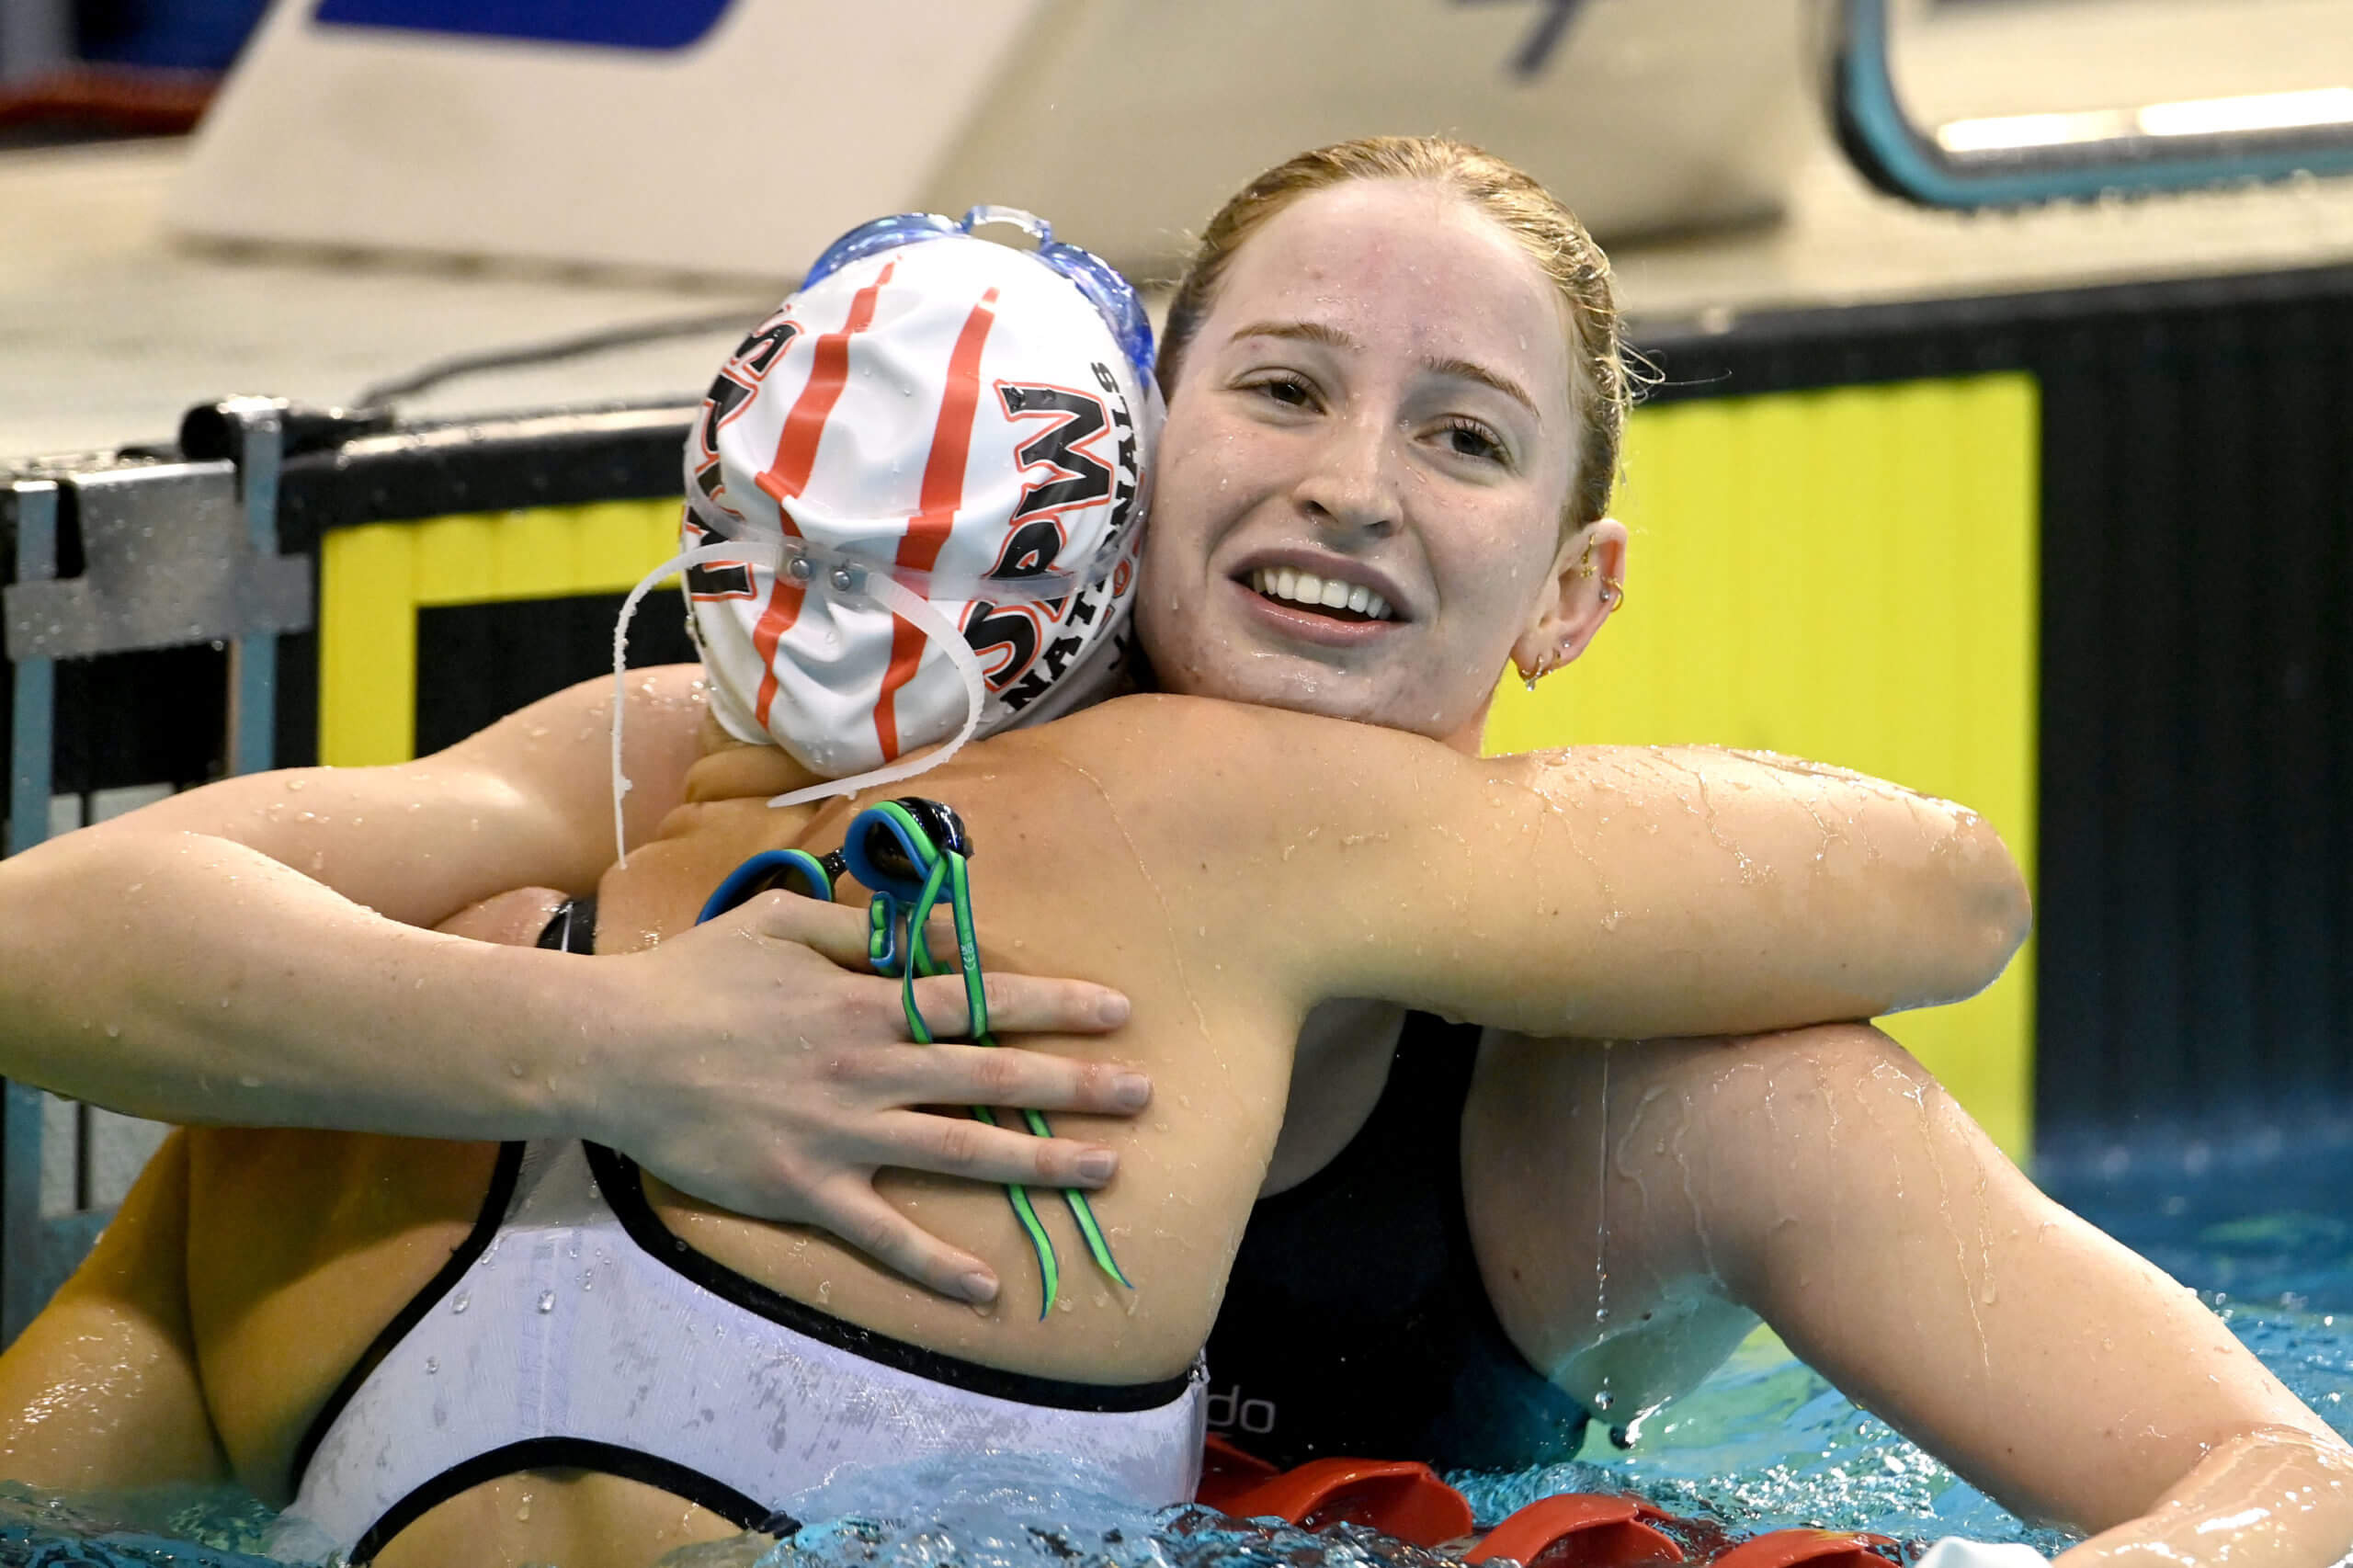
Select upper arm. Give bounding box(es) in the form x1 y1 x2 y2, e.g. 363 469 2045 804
0 1131 227 1492
1062 696 2030 1041
42 666 710 929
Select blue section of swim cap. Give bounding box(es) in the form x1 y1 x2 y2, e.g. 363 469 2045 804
801 212 965 291
1033 241 1156 381
958 206 1156 381
800 209 1156 385
313 0 731 50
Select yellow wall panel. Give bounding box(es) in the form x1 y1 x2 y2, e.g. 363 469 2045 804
1484 374 2040 1156
317 522 421 767
412 513 499 604
319 499 684 768
572 500 688 590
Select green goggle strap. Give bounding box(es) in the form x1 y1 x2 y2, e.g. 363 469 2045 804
902 845 1133 1296
856 801 1131 1312
886 852 1060 1314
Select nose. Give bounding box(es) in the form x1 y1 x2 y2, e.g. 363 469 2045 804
1291 412 1402 542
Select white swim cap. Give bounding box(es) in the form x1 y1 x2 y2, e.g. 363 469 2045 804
678 208 1155 790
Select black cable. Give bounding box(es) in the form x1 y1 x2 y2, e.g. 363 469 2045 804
354 305 773 409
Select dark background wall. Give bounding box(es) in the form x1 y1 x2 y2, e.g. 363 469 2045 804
1643 265 2353 1137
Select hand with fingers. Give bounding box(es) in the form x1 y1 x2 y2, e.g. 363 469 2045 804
567 887 1146 1305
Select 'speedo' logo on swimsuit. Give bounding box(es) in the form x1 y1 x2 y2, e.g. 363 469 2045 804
1205 1383 1278 1437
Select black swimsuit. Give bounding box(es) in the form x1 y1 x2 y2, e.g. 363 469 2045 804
1201 1012 1593 1471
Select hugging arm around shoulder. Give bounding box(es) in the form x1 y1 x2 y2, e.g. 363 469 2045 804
1046 695 2030 1040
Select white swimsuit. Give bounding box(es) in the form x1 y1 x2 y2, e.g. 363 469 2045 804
284 1141 1206 1561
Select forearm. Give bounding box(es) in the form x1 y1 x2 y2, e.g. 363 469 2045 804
2056 1426 2353 1568
1700 1031 2344 1559
0 825 600 1139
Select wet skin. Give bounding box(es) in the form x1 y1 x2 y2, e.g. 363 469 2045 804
1 174 2344 1568
1138 180 1610 750
0 699 2029 1568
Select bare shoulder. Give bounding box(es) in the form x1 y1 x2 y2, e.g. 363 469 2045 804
1027 693 1457 799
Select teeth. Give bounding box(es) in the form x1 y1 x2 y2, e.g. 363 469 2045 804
1248 567 1393 621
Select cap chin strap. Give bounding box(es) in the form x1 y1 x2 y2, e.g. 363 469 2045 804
608 540 993 866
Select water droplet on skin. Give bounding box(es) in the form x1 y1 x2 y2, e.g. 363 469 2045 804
452 1292 470 1313
1591 1388 1616 1412
537 1290 555 1313
425 1356 438 1374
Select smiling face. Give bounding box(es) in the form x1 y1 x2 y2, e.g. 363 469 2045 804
1137 178 1620 750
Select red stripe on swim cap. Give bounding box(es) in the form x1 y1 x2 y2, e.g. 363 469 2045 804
748 262 893 730
747 569 810 731
756 260 892 509
904 287 1001 572
871 287 999 763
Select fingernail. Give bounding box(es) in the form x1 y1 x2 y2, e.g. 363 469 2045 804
1097 992 1131 1027
961 1270 999 1304
1111 1072 1151 1109
1077 1147 1118 1181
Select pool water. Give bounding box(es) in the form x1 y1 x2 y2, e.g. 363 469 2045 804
4 1119 2349 1568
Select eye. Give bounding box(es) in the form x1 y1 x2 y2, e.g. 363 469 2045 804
1245 373 1320 412
1439 417 1507 465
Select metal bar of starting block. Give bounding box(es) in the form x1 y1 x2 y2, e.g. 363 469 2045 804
7 480 57 858
226 400 286 776
4 478 60 1342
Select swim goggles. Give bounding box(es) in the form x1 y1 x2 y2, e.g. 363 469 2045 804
699 799 1131 1317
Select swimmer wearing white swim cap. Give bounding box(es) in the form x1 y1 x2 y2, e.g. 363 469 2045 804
616 209 1156 831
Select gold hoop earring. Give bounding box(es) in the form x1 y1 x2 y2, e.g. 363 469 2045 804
1598 577 1624 609
1521 638 1578 690
1518 644 1559 689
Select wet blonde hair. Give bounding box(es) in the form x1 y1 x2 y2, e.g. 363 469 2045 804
1159 135 1630 533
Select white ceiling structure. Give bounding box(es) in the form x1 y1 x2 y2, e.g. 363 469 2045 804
9 0 2353 457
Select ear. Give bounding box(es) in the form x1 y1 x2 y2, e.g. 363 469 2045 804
1510 518 1629 682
